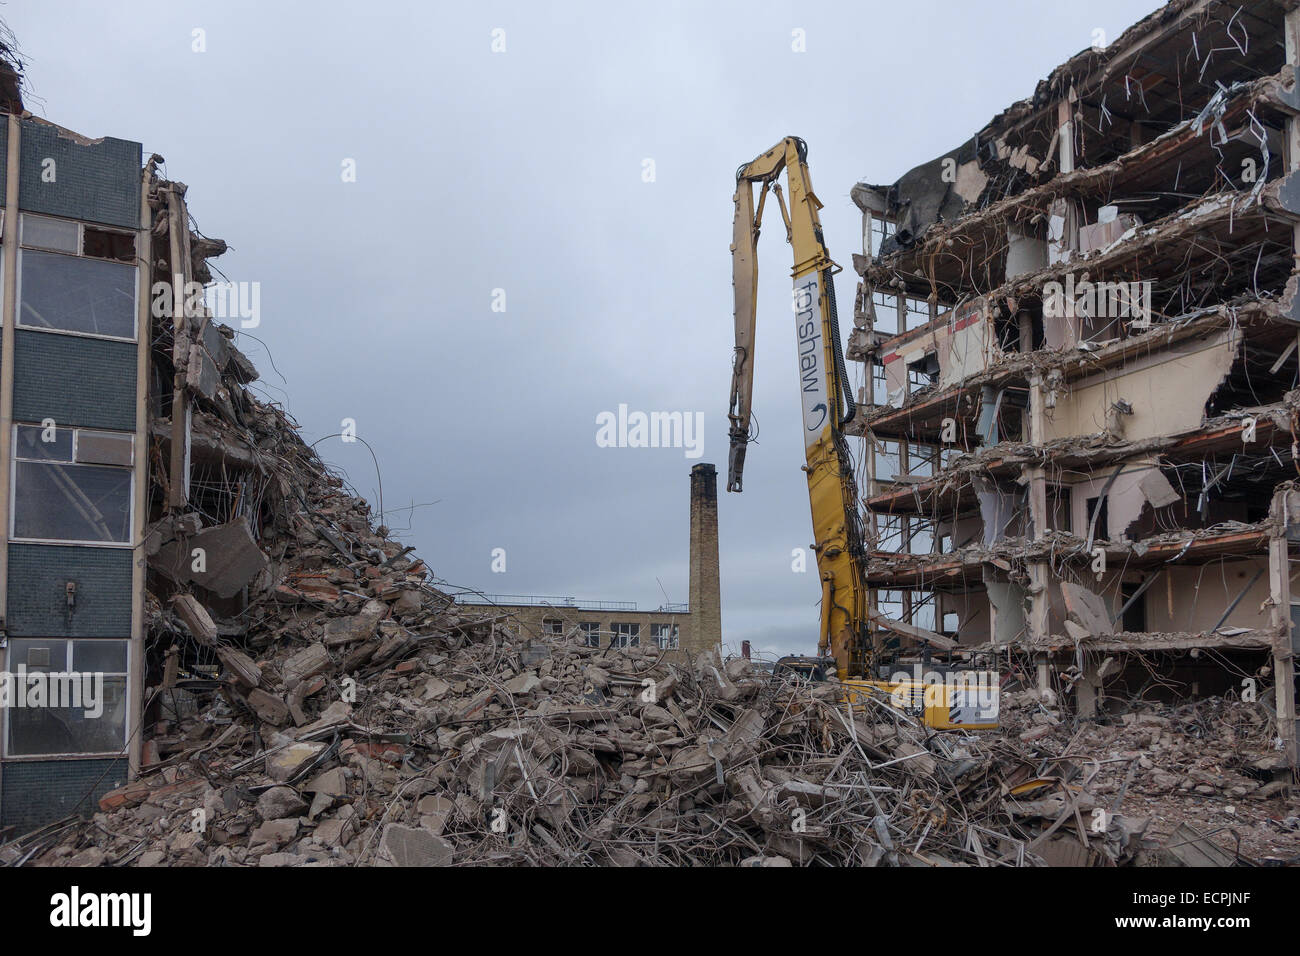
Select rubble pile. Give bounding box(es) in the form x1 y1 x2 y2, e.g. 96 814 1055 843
1003 691 1300 863
9 619 1080 867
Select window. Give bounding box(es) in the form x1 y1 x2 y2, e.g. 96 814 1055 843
872 290 899 332
1084 495 1109 540
905 297 930 330
12 424 134 544
906 355 939 392
910 592 937 631
876 590 905 621
1120 581 1147 632
651 623 679 650
869 217 895 256
610 623 640 648
542 618 564 636
876 515 904 553
875 439 902 482
21 213 134 263
906 519 935 555
580 622 602 647
907 443 937 478
4 638 129 756
870 360 888 404
18 214 137 341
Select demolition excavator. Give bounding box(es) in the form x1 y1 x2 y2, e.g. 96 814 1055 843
726 137 997 729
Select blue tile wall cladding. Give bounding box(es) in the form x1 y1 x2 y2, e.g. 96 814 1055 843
18 118 140 229
7 544 133 637
1 758 128 831
12 329 136 431
0 121 140 841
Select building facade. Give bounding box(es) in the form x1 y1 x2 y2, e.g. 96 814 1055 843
456 595 698 655
0 114 147 832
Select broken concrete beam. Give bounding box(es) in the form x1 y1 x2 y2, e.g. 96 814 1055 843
153 516 269 598
216 646 261 689
266 741 325 783
378 823 454 866
872 614 958 651
1061 581 1115 635
245 688 290 726
322 600 386 647
171 593 218 646
281 644 331 689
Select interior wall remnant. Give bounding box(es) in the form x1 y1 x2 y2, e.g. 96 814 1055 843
939 588 992 644
983 570 1027 644
1069 459 1180 540
1143 559 1271 633
938 298 994 388
1006 228 1048 280
1040 329 1240 443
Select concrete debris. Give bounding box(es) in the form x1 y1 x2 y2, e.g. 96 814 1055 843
19 600 1298 866
1003 692 1299 864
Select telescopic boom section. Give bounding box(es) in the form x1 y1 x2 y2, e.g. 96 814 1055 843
726 137 872 679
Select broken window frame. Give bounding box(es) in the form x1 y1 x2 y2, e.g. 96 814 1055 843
610 622 640 648
16 212 139 343
868 216 895 257
10 422 135 547
541 618 564 636
579 622 602 647
904 297 930 331
3 637 130 758
650 622 679 650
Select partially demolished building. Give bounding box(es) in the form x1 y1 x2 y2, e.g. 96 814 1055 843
849 0 1300 763
0 92 441 832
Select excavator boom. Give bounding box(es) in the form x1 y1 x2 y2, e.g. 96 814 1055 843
726 137 870 679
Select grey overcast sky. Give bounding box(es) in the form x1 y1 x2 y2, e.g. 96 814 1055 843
10 0 1160 658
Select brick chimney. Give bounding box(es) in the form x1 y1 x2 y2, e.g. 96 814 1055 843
689 463 722 652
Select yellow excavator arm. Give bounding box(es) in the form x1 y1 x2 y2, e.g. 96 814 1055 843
726 137 871 680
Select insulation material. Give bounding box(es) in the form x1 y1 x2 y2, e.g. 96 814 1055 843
1040 330 1239 443
974 477 1016 545
1046 200 1073 265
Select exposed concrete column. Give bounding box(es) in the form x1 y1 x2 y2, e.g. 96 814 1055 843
164 185 190 512
127 163 154 779
689 463 722 654
1026 376 1052 699
1268 487 1297 770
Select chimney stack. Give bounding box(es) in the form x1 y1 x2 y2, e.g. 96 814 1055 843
689 463 722 652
